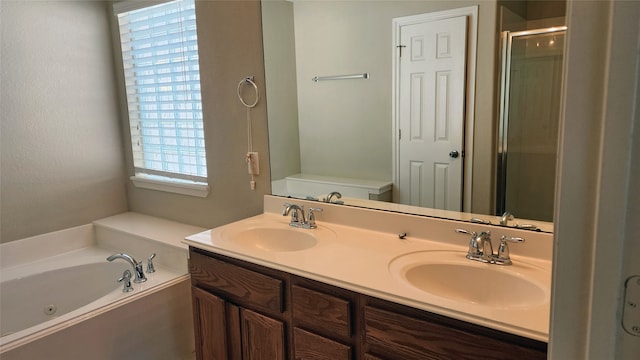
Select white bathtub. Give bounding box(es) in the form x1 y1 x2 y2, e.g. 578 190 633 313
0 213 204 360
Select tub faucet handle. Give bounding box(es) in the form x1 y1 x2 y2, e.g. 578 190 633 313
118 270 134 293
147 253 156 273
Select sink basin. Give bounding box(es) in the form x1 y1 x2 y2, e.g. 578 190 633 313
221 223 335 252
389 251 549 308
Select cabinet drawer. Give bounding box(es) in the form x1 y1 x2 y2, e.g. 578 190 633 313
189 251 284 313
292 285 352 339
294 327 352 360
364 306 546 360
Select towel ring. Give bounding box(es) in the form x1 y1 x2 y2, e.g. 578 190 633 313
237 77 259 108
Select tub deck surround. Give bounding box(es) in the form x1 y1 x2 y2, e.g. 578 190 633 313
92 211 205 250
184 195 553 342
0 212 204 355
93 212 205 273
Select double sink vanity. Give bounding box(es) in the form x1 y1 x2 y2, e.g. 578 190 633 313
184 195 552 359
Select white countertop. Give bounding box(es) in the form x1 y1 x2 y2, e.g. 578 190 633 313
184 201 552 342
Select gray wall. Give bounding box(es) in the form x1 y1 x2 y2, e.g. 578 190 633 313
116 0 271 228
0 0 128 243
1 0 270 243
262 0 301 181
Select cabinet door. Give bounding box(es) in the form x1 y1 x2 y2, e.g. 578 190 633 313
240 308 286 360
191 287 231 360
293 327 352 360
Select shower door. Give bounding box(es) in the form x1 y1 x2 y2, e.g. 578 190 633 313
496 27 566 222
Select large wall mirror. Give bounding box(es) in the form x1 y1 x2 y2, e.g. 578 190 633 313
262 0 566 233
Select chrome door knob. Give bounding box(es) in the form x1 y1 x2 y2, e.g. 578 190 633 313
449 150 460 158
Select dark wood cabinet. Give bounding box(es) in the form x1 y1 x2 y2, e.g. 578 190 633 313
191 287 232 360
189 247 547 360
240 307 286 360
293 327 352 360
290 277 358 359
363 303 546 360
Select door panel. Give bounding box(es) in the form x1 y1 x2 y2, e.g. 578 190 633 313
398 15 467 210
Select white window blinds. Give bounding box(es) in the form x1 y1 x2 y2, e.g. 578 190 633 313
116 0 207 184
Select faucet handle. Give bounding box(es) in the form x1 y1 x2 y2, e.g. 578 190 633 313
307 208 323 228
455 228 477 237
118 270 134 292
147 253 156 273
456 229 485 260
470 218 492 225
495 236 525 265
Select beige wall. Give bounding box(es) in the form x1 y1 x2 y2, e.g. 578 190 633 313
0 0 128 243
117 0 271 228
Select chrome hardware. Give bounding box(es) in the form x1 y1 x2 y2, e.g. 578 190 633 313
118 270 134 292
455 229 525 265
282 203 305 224
282 203 322 229
500 211 514 226
494 236 525 265
398 232 407 239
307 208 322 228
324 191 343 204
147 253 156 273
470 218 492 225
449 150 460 158
514 223 539 231
455 229 490 262
107 253 147 283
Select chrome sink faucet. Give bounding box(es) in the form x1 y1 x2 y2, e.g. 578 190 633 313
107 253 147 283
456 229 493 263
500 211 514 226
455 229 525 265
324 191 343 204
282 203 322 229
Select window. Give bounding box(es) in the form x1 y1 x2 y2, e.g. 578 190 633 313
114 0 208 197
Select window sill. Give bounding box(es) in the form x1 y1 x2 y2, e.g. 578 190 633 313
130 175 209 198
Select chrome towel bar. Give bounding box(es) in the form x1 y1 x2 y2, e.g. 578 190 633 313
312 73 369 82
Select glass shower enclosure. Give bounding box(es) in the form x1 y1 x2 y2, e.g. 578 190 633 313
496 27 567 222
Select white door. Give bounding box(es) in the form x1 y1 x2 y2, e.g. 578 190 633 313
396 15 467 210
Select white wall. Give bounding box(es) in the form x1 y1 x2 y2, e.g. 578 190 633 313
0 0 128 243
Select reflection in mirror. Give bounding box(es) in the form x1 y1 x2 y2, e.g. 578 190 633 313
262 0 565 233
497 26 566 222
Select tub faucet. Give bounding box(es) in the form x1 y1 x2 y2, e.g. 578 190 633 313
107 253 147 283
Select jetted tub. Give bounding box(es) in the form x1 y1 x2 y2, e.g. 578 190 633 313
0 213 203 360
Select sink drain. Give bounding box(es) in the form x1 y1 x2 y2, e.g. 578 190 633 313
44 304 57 315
